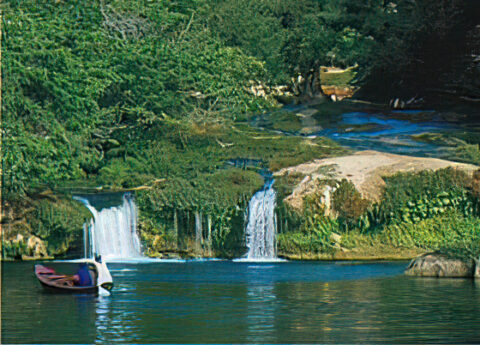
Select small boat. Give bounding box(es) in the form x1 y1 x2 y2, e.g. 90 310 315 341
35 259 113 293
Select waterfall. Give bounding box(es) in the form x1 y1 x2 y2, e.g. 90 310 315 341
74 194 142 260
244 179 277 260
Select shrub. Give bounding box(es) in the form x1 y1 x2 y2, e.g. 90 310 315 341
368 168 477 230
379 213 480 261
332 179 370 231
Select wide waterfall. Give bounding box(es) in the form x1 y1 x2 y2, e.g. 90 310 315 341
244 178 277 260
74 193 142 260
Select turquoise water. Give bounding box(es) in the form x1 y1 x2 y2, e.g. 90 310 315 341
3 261 480 344
317 111 453 155
255 106 480 157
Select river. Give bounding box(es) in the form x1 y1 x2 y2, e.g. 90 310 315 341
254 103 480 157
3 260 480 344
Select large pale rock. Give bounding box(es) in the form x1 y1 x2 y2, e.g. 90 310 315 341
12 234 24 243
475 260 480 279
26 236 49 258
405 253 474 278
275 150 478 211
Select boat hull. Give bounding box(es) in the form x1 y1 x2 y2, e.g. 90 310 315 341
35 264 100 294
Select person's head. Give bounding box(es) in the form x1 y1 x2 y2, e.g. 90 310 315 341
95 254 102 263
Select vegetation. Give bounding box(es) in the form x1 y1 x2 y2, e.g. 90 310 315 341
2 1 479 260
278 168 480 262
1 193 90 259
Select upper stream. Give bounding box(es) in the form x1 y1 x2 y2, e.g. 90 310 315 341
254 103 480 157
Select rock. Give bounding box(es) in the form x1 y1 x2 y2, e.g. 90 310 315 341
275 150 478 211
299 126 323 135
330 232 342 244
13 234 24 243
475 260 480 279
321 85 356 101
26 236 49 258
404 253 474 278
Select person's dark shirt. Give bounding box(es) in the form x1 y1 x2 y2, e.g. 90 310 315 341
77 265 93 286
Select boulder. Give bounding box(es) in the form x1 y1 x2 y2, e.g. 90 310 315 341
26 236 49 259
404 253 474 278
475 260 480 279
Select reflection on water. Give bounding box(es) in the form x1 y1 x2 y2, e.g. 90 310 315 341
3 261 480 344
246 284 277 343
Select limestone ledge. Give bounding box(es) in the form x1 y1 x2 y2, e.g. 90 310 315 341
274 150 479 211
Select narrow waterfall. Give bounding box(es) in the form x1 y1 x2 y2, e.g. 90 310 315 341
74 193 142 260
244 178 277 260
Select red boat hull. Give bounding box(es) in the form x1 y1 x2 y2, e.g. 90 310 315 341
35 264 99 293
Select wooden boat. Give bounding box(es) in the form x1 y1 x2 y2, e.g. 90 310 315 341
35 259 113 293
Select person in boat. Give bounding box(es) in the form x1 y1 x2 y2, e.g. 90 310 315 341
73 262 94 287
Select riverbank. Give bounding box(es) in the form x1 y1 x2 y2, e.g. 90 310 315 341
279 247 425 261
3 99 480 262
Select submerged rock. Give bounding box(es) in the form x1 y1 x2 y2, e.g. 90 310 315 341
405 253 474 278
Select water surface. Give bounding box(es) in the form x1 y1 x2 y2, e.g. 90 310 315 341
3 261 480 344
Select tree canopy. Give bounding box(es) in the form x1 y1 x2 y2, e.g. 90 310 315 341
2 0 479 201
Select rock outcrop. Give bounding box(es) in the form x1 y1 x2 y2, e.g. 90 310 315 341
275 150 478 211
405 253 475 278
26 236 49 259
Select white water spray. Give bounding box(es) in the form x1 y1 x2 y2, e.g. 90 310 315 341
244 179 277 260
74 194 142 260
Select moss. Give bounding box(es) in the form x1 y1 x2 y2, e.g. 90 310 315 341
256 110 304 133
320 66 357 87
444 143 480 166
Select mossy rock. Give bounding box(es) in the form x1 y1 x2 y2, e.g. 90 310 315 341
320 66 357 87
405 253 474 277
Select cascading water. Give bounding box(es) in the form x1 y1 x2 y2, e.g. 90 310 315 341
244 178 277 260
74 193 142 260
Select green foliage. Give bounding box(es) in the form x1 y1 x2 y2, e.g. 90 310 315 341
209 0 380 83
445 144 480 166
26 197 91 256
1 240 28 260
332 179 370 231
277 190 339 256
256 110 303 133
4 0 478 260
379 214 480 261
398 190 475 223
1 0 274 198
277 232 334 256
281 168 480 259
369 168 476 229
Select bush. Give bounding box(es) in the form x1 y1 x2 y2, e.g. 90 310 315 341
367 168 477 230
26 197 91 257
332 179 370 231
379 214 480 261
277 232 335 255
